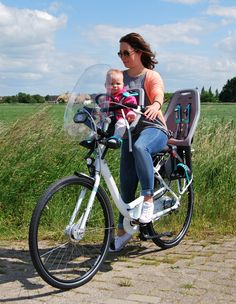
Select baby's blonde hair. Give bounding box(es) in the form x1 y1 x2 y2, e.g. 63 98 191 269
105 69 123 86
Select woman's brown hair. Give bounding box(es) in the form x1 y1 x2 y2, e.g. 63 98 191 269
119 32 158 70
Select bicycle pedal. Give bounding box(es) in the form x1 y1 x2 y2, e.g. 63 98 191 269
139 233 148 241
139 224 152 240
142 232 173 240
79 139 96 149
140 224 173 240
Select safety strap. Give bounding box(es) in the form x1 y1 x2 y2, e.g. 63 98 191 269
118 91 139 153
176 163 193 194
183 103 191 138
174 104 181 138
174 103 191 139
121 109 133 152
176 163 191 183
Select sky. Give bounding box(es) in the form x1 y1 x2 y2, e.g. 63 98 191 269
0 0 236 96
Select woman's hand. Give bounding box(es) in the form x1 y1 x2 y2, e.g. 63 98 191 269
144 101 161 120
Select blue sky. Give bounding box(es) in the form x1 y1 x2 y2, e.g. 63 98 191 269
0 0 236 96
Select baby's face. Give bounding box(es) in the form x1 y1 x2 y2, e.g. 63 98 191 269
106 73 123 95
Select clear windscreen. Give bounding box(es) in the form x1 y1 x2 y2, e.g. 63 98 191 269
64 64 111 140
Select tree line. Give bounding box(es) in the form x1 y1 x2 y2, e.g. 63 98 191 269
2 92 46 104
1 77 236 104
200 76 236 103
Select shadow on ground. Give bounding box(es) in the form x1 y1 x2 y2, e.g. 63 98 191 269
0 239 164 302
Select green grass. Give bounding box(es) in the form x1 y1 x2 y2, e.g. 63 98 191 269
0 106 82 239
200 103 236 122
180 283 195 290
0 103 44 125
0 103 65 125
0 103 236 240
190 118 236 237
117 279 132 287
1 102 236 126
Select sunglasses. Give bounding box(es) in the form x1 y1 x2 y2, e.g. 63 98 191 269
117 50 136 58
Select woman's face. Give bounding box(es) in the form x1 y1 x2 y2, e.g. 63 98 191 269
118 42 141 68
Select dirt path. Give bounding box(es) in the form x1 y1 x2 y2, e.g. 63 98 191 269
0 236 236 304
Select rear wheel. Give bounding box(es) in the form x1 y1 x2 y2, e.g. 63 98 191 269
29 175 113 290
150 178 194 249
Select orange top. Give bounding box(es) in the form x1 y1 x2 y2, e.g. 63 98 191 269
144 70 167 129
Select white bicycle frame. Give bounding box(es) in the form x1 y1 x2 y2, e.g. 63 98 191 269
66 98 192 238
67 142 188 238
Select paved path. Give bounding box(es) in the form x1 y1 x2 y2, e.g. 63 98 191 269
0 236 235 304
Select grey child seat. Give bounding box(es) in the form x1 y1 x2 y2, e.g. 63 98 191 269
164 89 200 147
126 88 200 148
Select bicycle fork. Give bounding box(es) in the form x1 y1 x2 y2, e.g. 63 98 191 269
65 173 101 241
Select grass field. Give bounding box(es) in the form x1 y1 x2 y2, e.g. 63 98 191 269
0 103 65 125
1 102 236 126
0 102 235 240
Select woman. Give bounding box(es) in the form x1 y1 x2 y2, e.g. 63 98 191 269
110 33 169 252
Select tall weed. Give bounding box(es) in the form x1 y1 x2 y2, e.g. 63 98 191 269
0 110 235 239
0 106 86 238
191 118 236 236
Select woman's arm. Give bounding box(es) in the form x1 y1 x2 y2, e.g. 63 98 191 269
144 69 164 105
144 70 165 120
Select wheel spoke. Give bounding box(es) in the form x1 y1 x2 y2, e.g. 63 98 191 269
29 176 112 289
151 177 193 249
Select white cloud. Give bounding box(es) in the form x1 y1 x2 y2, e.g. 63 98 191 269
85 19 207 50
0 2 70 94
0 1 235 96
83 21 235 92
217 29 236 56
206 5 236 19
0 2 67 48
141 21 204 46
163 0 202 4
205 5 236 59
160 52 236 92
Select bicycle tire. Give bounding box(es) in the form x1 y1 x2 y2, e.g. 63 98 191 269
149 180 194 249
29 175 114 290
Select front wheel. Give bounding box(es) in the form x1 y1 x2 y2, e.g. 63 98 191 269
149 179 194 249
29 175 114 290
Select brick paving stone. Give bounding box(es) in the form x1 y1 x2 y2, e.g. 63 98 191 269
127 294 162 303
0 236 236 304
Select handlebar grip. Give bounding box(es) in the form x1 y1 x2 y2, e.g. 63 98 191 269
140 106 146 113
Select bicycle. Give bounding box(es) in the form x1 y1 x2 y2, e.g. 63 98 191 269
29 64 200 290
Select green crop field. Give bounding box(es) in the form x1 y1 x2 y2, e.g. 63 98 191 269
0 103 235 240
0 103 65 125
1 102 236 126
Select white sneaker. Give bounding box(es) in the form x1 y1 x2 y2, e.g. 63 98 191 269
109 233 132 252
139 202 154 224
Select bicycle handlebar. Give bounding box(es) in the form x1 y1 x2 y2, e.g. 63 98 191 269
100 103 139 112
95 93 145 113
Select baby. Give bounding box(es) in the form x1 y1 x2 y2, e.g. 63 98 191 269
105 69 137 147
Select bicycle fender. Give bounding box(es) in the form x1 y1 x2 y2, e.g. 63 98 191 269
74 171 95 182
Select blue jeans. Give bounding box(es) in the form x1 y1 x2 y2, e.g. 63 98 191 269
118 127 168 229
